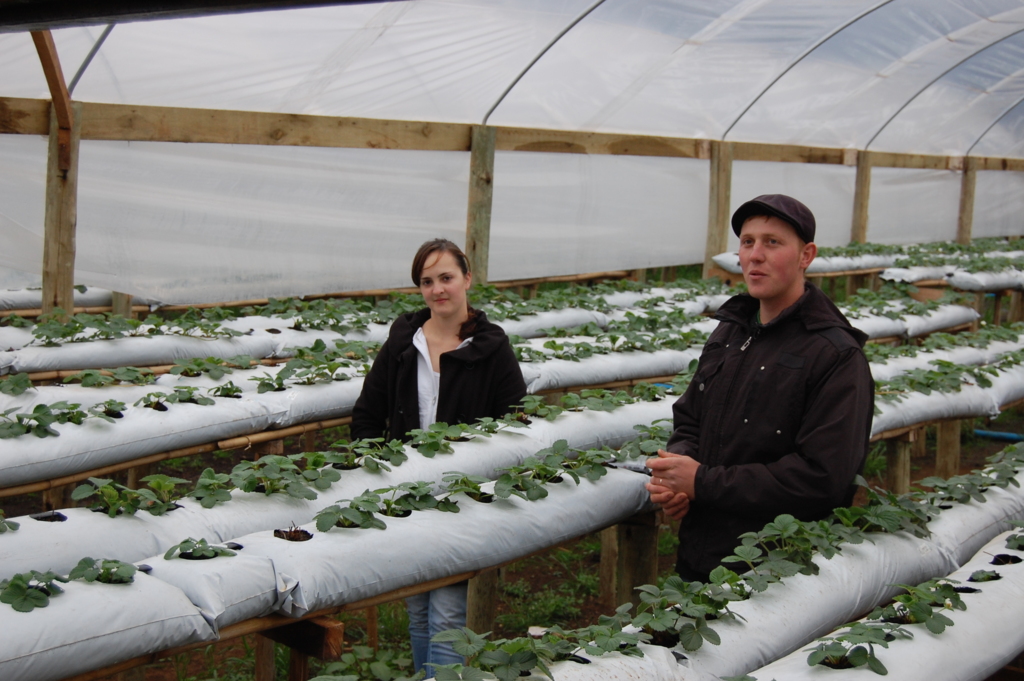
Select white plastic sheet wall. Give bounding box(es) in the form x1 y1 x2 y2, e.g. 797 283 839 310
728 162 856 250
974 171 1024 238
0 136 46 288
867 168 962 245
489 154 709 280
73 141 470 303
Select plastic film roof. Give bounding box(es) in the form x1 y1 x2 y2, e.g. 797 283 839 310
2 0 1024 155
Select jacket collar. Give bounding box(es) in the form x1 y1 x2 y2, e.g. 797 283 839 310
390 307 506 362
716 283 868 346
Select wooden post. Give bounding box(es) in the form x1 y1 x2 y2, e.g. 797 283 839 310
111 292 134 319
288 650 309 681
885 430 914 494
702 141 733 278
252 439 285 460
366 606 379 651
851 150 872 245
993 291 1004 326
125 464 152 490
41 102 82 317
255 635 276 681
465 125 496 286
935 420 961 480
956 157 977 246
303 430 318 452
600 512 658 611
1011 291 1024 323
41 485 72 512
466 568 500 635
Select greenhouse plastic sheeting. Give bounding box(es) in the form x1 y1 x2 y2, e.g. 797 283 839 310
682 531 957 680
142 551 295 634
0 395 277 488
871 382 999 437
238 468 653 618
0 575 214 681
749 531 1024 681
0 403 664 576
542 643 691 681
927 483 1024 568
947 269 1024 291
0 332 282 375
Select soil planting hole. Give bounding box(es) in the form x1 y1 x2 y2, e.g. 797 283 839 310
991 554 1022 565
30 511 67 522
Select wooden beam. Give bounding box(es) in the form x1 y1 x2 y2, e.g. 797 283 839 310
110 292 135 318
956 157 977 246
885 429 916 494
497 127 703 158
703 141 733 278
30 32 72 128
41 101 81 317
465 125 496 285
260 616 345 661
731 141 846 165
866 151 952 170
0 97 50 135
254 635 276 681
851 150 872 244
466 568 500 634
81 101 472 151
600 511 658 611
935 420 961 480
974 156 1024 172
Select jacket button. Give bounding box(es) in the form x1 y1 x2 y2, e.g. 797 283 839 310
744 419 748 423
776 430 781 434
760 366 765 370
699 383 704 391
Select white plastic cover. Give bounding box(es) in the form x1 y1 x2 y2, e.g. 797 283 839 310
750 531 1024 681
0 575 214 681
867 169 961 245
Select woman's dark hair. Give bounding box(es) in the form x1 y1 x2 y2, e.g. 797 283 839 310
411 238 479 340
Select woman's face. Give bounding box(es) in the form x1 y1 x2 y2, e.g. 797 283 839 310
418 250 471 320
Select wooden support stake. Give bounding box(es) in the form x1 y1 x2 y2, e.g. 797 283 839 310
600 512 658 611
994 292 1004 326
1011 291 1024 323
703 141 733 278
125 463 152 490
936 420 962 480
466 125 496 285
41 485 72 512
851 150 872 244
956 157 977 246
303 430 318 452
366 606 379 651
41 102 82 317
111 292 135 319
885 430 915 495
251 439 285 460
466 568 500 635
288 650 309 681
260 616 346 661
255 635 276 681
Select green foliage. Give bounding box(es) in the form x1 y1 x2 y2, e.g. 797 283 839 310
441 471 492 503
867 580 963 634
170 356 242 380
315 491 387 531
0 372 33 396
329 438 409 472
968 569 1001 582
230 454 319 500
68 557 137 584
313 644 419 681
375 481 459 515
0 570 68 612
71 477 143 517
209 380 243 398
135 386 216 410
0 401 90 438
135 474 189 514
189 468 234 508
31 309 146 346
806 622 911 675
164 537 237 560
0 508 19 534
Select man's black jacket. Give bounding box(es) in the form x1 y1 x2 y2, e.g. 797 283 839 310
667 283 873 579
351 308 526 441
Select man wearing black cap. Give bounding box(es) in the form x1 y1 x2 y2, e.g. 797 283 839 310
646 194 874 581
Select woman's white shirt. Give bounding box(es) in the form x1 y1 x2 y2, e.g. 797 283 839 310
412 327 472 430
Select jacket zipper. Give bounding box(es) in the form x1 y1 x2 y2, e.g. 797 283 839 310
740 335 753 351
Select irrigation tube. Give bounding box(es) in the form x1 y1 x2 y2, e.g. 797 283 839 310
975 429 1024 443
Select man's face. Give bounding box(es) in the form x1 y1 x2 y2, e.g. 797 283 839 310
738 215 815 306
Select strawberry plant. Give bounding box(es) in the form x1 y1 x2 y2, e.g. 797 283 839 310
69 557 137 584
189 468 234 508
805 621 911 675
170 356 239 380
250 372 287 393
868 580 964 634
208 381 243 398
0 401 89 438
135 387 215 410
0 372 33 396
164 537 237 560
163 308 243 339
518 395 563 422
315 491 387 531
0 509 19 533
1006 520 1024 550
968 569 1001 582
298 452 342 490
87 399 127 421
135 474 189 515
0 570 68 611
375 481 458 515
312 645 417 681
329 437 408 472
230 455 317 500
71 477 143 517
442 472 493 503
407 422 476 457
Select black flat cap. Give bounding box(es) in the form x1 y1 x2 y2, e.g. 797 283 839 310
731 194 816 244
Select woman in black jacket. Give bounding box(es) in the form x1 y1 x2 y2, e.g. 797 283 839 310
351 238 526 677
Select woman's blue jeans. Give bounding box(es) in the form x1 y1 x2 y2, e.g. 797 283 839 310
406 583 468 678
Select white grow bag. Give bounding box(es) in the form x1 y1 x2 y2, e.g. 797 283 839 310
902 304 980 337
496 308 611 339
881 265 956 283
868 338 1024 383
0 574 214 681
237 468 653 618
749 531 1024 681
947 269 1024 292
870 382 999 437
141 550 296 634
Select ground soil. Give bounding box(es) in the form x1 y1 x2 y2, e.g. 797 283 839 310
10 410 1024 681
